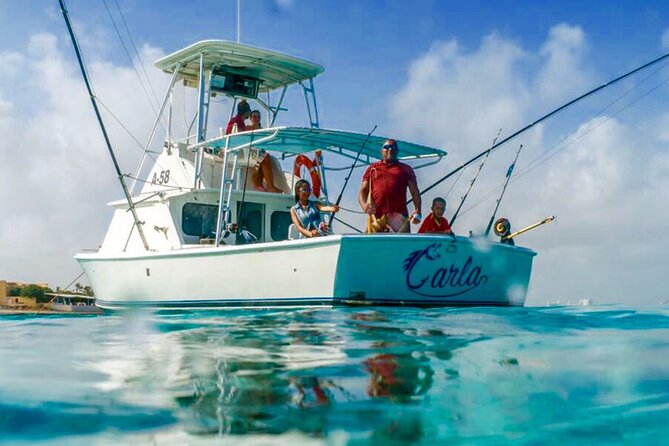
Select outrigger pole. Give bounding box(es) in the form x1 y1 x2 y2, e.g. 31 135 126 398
502 216 555 242
414 49 669 201
484 144 523 237
59 0 150 251
327 124 377 228
450 128 501 227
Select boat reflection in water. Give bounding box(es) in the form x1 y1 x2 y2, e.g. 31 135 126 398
141 309 480 441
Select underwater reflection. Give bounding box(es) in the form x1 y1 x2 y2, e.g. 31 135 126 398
365 348 434 400
158 310 451 438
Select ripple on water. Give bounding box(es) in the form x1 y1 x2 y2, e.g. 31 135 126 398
0 305 668 444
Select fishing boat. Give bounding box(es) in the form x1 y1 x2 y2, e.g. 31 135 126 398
70 39 537 309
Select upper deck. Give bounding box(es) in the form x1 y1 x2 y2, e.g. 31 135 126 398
154 40 324 92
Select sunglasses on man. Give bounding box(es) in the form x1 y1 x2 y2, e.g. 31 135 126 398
382 144 398 151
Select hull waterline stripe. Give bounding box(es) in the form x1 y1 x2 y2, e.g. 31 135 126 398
95 297 520 310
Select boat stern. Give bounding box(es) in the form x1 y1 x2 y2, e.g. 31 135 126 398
333 234 536 306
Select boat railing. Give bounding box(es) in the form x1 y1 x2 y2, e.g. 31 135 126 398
188 127 281 155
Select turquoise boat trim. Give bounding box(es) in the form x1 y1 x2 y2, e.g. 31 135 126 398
201 127 447 161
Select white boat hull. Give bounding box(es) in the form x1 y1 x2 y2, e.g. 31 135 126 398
76 235 536 309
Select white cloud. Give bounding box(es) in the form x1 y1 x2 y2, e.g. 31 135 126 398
390 24 669 305
0 31 168 288
0 50 24 77
535 24 593 104
662 28 669 50
390 34 530 154
274 0 294 9
0 96 12 114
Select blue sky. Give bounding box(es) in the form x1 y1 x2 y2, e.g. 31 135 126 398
4 0 669 131
1 1 669 304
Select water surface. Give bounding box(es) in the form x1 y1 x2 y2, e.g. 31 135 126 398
1 305 668 445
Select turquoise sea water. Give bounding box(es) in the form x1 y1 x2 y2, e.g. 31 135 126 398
1 306 668 445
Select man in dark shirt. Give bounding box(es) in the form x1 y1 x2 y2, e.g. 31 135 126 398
358 139 422 232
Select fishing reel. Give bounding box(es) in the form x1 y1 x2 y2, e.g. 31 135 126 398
494 218 511 238
494 218 516 246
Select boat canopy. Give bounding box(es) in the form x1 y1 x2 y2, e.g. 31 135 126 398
155 40 324 92
200 127 447 161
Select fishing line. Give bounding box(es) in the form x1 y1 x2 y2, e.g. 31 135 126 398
442 166 466 200
484 144 523 236
450 128 502 226
96 98 146 150
414 48 669 201
518 72 669 179
337 205 365 214
123 174 187 191
235 130 257 240
100 0 166 132
456 73 669 219
96 98 172 174
332 216 363 234
35 271 86 314
112 0 163 110
60 0 150 250
328 124 377 228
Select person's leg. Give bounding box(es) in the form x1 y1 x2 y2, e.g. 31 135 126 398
260 155 282 192
250 165 266 191
388 213 410 233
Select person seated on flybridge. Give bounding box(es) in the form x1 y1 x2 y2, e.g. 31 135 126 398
225 100 288 193
225 99 252 134
290 179 340 238
418 197 455 236
248 109 262 130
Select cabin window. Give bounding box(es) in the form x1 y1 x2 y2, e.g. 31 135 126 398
182 203 217 238
236 202 264 242
271 211 292 241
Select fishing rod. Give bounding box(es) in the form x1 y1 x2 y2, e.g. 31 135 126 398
502 216 555 242
59 0 149 251
450 128 501 227
411 48 669 203
327 124 377 228
484 144 523 237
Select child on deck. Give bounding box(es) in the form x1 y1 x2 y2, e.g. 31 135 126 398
418 197 454 235
290 179 339 238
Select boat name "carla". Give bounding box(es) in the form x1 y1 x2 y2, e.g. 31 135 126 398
403 243 488 297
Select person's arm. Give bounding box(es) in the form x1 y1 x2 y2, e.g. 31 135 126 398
290 207 315 238
408 178 422 220
317 203 340 213
358 180 375 214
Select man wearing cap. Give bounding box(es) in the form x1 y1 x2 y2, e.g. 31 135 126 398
358 139 422 232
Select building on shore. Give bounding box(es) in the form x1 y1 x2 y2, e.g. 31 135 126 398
1 280 50 308
46 294 102 315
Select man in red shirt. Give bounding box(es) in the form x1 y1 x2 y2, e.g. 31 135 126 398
225 99 251 134
358 139 422 232
418 197 454 236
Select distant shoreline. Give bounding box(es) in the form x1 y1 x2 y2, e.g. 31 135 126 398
0 306 100 316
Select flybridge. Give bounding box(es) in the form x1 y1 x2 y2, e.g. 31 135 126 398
137 39 447 194
154 40 325 93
